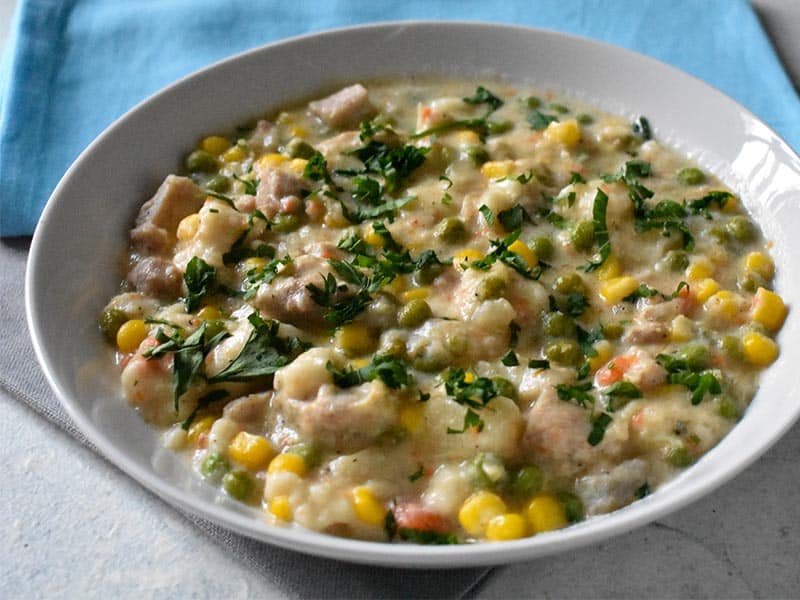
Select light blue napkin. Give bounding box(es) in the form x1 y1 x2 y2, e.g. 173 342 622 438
1 0 799 236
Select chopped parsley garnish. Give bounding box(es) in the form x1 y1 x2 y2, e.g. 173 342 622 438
555 381 594 407
501 349 519 366
143 322 230 411
564 292 590 317
306 272 372 328
603 381 643 411
222 210 271 265
327 355 413 390
232 174 259 195
656 351 722 405
243 255 292 300
412 86 504 140
497 204 531 231
408 465 425 482
635 482 651 499
349 142 428 194
581 189 610 272
471 230 543 279
184 256 217 312
588 412 613 446
398 528 459 545
443 368 501 434
569 171 586 185
303 151 337 187
479 204 495 225
632 116 652 140
528 109 558 130
181 389 229 431
528 359 550 369
207 312 309 383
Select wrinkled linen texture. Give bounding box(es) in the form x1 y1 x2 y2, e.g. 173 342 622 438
1 0 799 597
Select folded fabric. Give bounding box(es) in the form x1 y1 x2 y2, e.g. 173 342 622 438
0 0 799 236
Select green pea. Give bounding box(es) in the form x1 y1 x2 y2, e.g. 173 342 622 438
413 264 444 285
223 470 254 501
602 321 624 340
509 465 544 498
381 338 408 360
285 137 316 159
680 343 710 371
720 335 744 361
186 150 219 174
491 377 517 401
576 113 594 125
726 216 755 243
205 174 231 193
200 452 230 483
524 96 541 109
716 397 740 420
545 340 582 366
466 146 489 166
445 332 469 355
530 237 554 261
543 312 576 338
665 445 693 468
676 167 706 186
477 276 507 300
487 120 513 135
98 308 128 342
571 220 595 251
286 442 321 468
554 273 586 295
204 319 227 340
737 271 769 293
398 299 432 328
556 491 585 522
665 250 689 272
271 213 301 233
708 226 729 243
549 103 569 114
434 217 467 244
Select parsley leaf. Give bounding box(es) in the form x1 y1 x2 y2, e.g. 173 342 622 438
350 142 428 194
479 204 495 225
303 151 337 187
462 85 504 113
528 359 550 369
243 255 292 300
181 389 229 431
412 86 504 140
327 355 413 390
632 116 652 140
497 204 531 231
582 188 610 272
472 230 543 279
207 312 309 383
184 256 217 312
603 381 643 411
555 381 594 407
588 412 613 446
398 528 459 545
528 110 558 130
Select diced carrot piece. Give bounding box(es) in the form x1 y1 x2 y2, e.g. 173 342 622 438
394 502 451 534
595 355 637 386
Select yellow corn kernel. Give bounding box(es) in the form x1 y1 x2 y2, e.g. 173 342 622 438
176 213 200 242
363 226 384 248
463 371 476 384
752 287 787 332
187 416 216 445
526 493 568 534
401 287 430 303
599 276 639 305
288 158 308 174
744 252 774 280
197 305 223 321
481 160 515 179
334 323 375 356
290 125 308 138
588 340 613 373
544 118 581 147
458 491 507 537
228 431 275 471
454 249 484 270
507 239 538 269
669 315 695 343
350 358 370 369
257 152 288 168
595 254 622 281
721 195 739 213
382 276 407 297
694 278 720 304
742 331 779 367
706 290 740 323
222 145 247 163
242 257 268 272
456 131 481 145
351 486 386 526
399 404 425 434
323 210 350 229
268 453 307 477
268 495 293 521
485 513 528 541
116 319 147 353
685 259 713 281
200 135 231 155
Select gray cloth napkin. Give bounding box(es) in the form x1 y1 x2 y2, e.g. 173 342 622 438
0 237 493 599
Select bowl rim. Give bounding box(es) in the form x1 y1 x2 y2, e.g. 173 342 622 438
25 19 800 567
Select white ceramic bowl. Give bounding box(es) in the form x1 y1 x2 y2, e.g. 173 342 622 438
26 22 800 567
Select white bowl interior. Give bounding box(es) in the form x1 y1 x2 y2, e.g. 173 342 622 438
26 22 800 567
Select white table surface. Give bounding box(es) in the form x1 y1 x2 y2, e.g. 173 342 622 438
3 2 800 598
